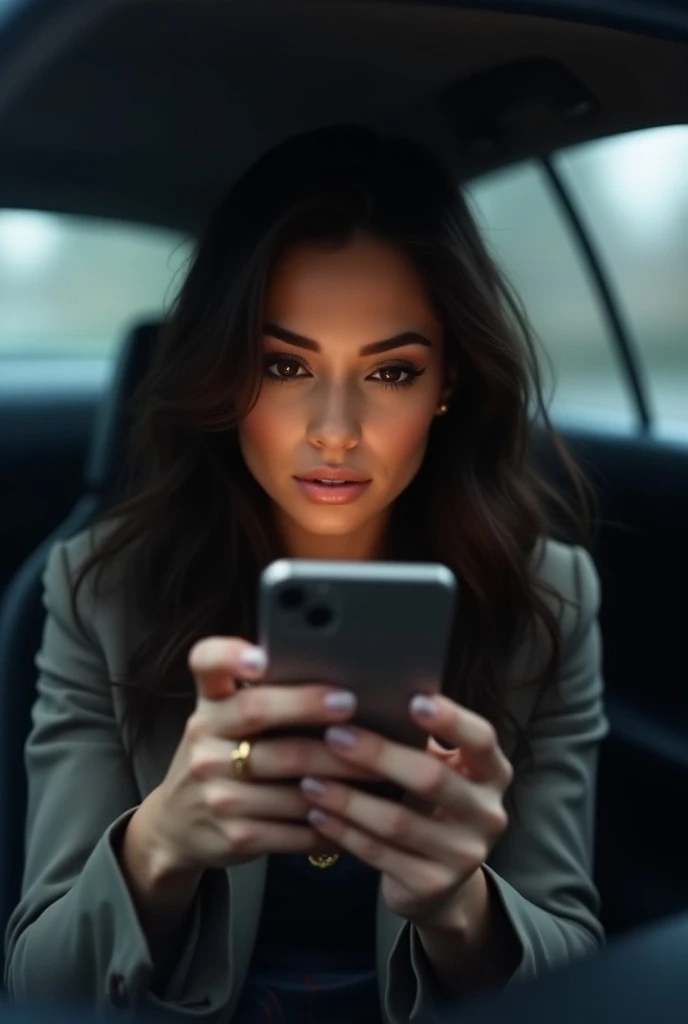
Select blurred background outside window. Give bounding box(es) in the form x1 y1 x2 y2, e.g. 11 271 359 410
468 160 634 428
0 215 191 390
557 126 688 433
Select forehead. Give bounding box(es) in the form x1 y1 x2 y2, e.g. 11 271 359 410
264 235 442 341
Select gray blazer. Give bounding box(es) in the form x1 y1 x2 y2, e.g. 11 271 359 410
4 530 608 1022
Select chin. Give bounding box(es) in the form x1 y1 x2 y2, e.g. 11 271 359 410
298 511 366 536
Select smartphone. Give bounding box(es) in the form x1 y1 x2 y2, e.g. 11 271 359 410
258 559 457 750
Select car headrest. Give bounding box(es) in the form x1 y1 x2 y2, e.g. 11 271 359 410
83 320 161 498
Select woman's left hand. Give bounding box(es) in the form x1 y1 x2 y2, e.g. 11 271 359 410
300 693 514 928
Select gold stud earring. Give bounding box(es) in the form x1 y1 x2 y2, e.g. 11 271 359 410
435 403 449 417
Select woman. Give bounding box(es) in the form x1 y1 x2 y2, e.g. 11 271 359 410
4 126 607 1024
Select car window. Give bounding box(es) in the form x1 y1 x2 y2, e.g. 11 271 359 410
0 211 191 361
556 126 688 432
467 163 636 429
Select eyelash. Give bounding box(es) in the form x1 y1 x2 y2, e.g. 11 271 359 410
263 354 426 390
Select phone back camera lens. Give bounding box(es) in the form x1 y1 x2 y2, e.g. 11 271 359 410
306 605 333 629
279 586 305 610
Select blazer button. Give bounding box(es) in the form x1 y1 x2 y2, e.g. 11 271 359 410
108 973 129 1009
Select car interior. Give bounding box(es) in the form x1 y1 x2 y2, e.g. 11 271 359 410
1 0 687 1009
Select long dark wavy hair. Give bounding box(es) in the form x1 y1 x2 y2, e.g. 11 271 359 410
71 125 591 771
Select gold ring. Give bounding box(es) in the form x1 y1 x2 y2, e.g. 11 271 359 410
231 740 252 779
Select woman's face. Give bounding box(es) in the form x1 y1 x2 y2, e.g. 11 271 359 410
239 233 450 558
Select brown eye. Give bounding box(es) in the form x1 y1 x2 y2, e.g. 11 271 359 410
265 357 309 381
375 365 408 384
368 362 426 390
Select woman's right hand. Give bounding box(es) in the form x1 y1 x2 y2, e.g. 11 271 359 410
144 637 369 875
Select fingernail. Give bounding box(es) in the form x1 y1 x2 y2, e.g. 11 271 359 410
301 777 328 797
325 726 358 749
323 691 357 712
411 695 438 718
308 809 329 827
238 646 268 677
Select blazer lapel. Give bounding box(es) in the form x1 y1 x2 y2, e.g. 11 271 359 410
225 856 269 1019
376 882 406 1023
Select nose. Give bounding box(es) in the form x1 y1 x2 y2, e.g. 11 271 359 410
306 385 361 452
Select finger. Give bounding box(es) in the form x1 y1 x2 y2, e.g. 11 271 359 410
306 808 454 892
411 695 514 786
425 738 468 783
189 637 267 701
301 777 489 867
203 779 309 821
426 736 454 758
204 683 358 740
221 818 324 857
188 734 381 783
252 738 381 781
324 725 488 820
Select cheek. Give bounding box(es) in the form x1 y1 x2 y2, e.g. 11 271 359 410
238 399 291 471
374 398 436 473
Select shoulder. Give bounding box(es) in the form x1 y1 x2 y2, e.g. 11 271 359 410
497 538 605 755
530 537 601 644
504 538 601 704
43 518 142 677
44 518 129 611
47 517 131 590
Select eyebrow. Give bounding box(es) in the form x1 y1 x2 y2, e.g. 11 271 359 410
263 322 433 356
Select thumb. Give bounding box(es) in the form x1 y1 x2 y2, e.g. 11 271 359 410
188 636 267 702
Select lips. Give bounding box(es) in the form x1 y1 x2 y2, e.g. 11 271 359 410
301 479 352 487
294 467 371 484
293 468 372 505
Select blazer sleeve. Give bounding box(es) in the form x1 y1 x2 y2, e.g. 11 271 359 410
3 540 232 1020
385 544 609 1022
